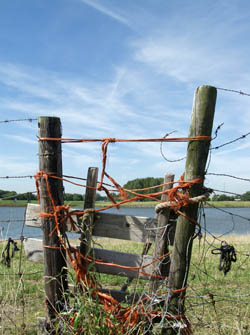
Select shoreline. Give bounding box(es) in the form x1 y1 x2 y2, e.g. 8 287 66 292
0 200 250 208
1 200 250 208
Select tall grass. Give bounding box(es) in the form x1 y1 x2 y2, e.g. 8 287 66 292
0 235 249 334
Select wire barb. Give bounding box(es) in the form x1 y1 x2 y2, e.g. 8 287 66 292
0 118 37 123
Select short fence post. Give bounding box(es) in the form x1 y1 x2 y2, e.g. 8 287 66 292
38 116 68 324
149 173 175 293
165 86 217 334
79 167 98 270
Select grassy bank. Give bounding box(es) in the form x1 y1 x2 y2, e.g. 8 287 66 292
0 235 249 334
1 199 250 208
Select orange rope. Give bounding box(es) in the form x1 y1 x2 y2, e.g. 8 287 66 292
34 168 202 333
38 136 211 143
43 245 62 250
38 136 209 207
38 136 210 195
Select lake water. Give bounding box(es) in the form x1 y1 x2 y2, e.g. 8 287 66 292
0 206 250 240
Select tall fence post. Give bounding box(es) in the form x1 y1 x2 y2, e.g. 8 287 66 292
165 86 217 334
38 116 68 323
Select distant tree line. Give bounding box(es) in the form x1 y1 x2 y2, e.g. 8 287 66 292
0 189 107 202
0 190 37 201
211 191 250 201
1 186 250 202
123 177 164 201
64 192 107 202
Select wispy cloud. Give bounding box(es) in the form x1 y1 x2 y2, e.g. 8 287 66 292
0 62 188 141
0 157 37 175
79 0 130 27
3 134 36 145
130 2 250 90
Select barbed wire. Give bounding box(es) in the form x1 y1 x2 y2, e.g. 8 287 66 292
206 203 250 222
0 118 37 124
0 175 34 179
210 130 250 150
207 173 250 183
211 189 242 196
216 87 250 97
212 123 224 140
160 131 186 162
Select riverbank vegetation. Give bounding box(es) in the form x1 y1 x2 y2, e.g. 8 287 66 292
1 199 250 208
0 235 249 334
2 179 250 208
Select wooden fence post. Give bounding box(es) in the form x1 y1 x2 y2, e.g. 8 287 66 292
79 167 98 270
38 116 68 323
149 173 175 293
165 86 217 334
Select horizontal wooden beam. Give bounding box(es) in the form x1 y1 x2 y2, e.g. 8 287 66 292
93 248 155 280
94 212 155 242
23 238 162 280
25 203 157 242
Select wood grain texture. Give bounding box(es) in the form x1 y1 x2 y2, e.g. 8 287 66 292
38 116 68 319
166 86 217 334
25 203 156 242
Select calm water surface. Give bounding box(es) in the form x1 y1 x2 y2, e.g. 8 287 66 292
0 206 250 239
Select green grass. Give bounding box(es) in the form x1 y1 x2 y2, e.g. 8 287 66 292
186 235 250 334
0 241 44 335
0 235 249 334
207 200 250 208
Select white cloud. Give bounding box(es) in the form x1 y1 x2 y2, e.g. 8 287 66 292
0 63 60 102
3 134 36 145
1 0 250 196
0 157 37 175
79 0 130 27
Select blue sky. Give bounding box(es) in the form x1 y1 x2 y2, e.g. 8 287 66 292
1 0 250 196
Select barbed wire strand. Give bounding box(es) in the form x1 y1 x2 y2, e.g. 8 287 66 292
211 189 242 196
160 131 186 162
206 203 250 222
216 87 250 97
0 175 34 179
210 130 250 150
207 173 250 183
0 118 37 124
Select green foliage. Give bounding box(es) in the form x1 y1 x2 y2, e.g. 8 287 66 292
60 292 122 335
123 177 163 201
212 190 250 201
64 193 74 201
72 193 84 201
240 191 250 201
0 189 17 200
95 192 107 201
0 189 37 201
211 194 235 201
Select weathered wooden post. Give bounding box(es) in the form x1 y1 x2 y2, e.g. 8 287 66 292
38 117 68 324
79 167 98 266
165 86 217 334
149 173 175 293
